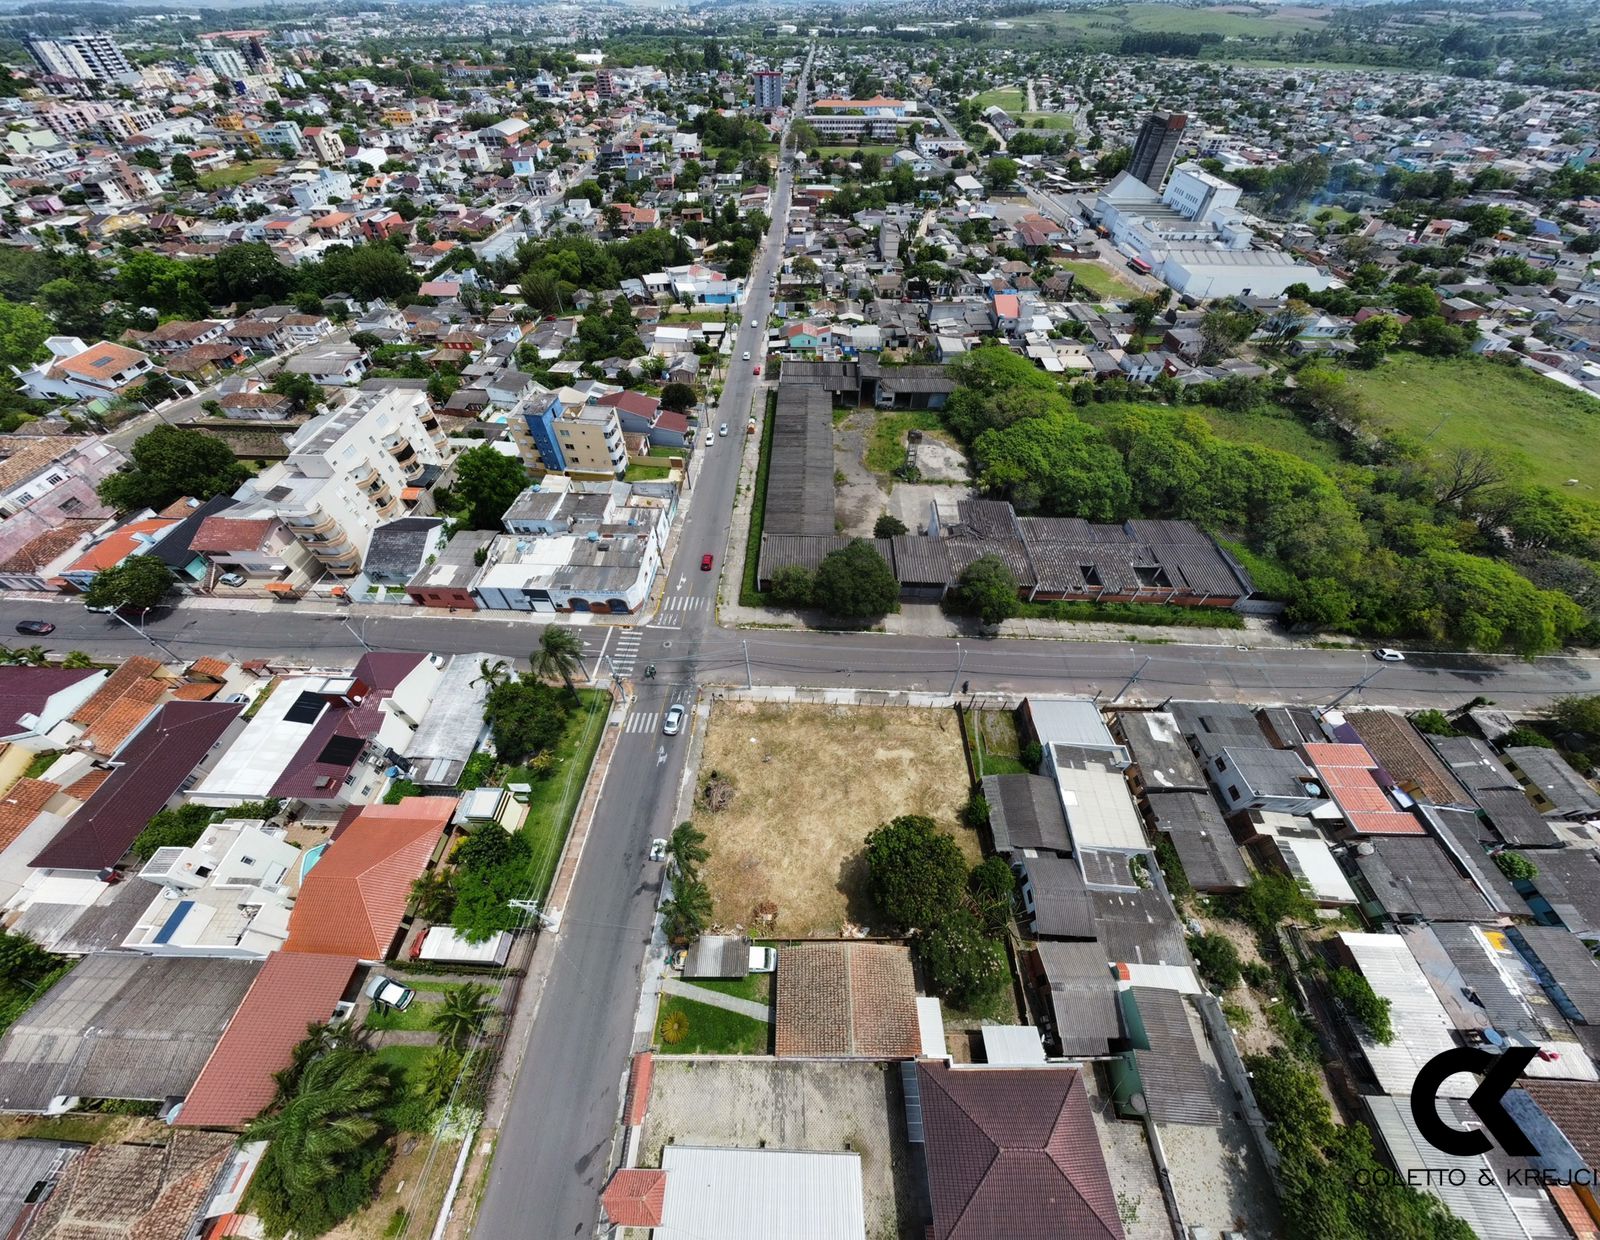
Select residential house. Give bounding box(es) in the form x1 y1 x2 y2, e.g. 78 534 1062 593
14 337 156 403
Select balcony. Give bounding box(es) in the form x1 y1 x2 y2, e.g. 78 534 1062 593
286 508 339 537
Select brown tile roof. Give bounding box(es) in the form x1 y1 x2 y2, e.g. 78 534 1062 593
918 1063 1124 1240
30 700 243 871
186 657 231 681
599 1169 666 1227
51 340 150 381
774 942 920 1058
0 777 59 851
171 682 221 701
21 1129 234 1240
157 496 202 518
284 797 454 959
1525 1080 1600 1169
0 521 99 573
0 436 93 492
190 516 273 554
81 676 169 754
178 951 357 1128
72 656 163 728
1347 711 1469 806
63 769 110 800
623 1051 653 1126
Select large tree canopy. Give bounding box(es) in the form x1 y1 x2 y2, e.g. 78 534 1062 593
98 426 249 513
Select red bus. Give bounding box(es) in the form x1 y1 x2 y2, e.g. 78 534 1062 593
1128 256 1152 275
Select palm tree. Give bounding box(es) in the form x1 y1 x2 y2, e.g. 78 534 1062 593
472 657 510 690
431 983 492 1050
409 868 457 922
244 1039 389 1225
14 646 48 666
666 820 708 882
661 877 713 945
419 1044 466 1108
61 651 95 669
533 625 585 696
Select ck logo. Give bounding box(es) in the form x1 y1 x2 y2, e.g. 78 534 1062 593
1411 1046 1540 1157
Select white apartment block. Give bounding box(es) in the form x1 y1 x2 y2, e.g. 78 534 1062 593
24 31 132 84
228 389 448 576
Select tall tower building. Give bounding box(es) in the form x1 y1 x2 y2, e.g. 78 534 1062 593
23 31 132 83
753 70 785 112
1128 111 1187 190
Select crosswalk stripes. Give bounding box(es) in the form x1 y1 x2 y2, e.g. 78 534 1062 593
624 711 659 734
660 596 706 614
610 631 644 677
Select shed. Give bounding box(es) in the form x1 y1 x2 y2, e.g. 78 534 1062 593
681 935 752 980
980 774 1070 856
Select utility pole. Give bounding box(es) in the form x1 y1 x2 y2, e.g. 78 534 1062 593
949 640 964 696
1114 654 1152 704
108 610 180 663
1330 665 1384 707
341 617 375 653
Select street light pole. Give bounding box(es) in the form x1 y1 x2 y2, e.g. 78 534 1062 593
108 610 180 663
341 617 375 653
949 640 964 696
742 640 752 690
1114 654 1152 704
1330 665 1384 707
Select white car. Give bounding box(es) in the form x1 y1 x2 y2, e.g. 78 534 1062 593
662 704 686 736
750 318 759 328
1373 647 1406 662
718 423 728 436
742 350 751 361
649 838 668 863
366 974 415 1011
748 946 777 973
705 432 714 447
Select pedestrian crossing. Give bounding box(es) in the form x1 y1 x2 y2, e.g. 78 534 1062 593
624 710 660 734
610 630 644 678
659 595 707 615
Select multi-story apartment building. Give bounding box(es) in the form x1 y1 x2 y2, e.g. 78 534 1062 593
23 31 132 83
512 393 626 479
198 46 250 80
753 70 785 111
303 126 347 164
227 389 448 576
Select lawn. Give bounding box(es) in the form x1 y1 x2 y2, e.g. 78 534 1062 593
505 687 611 901
196 159 281 190
1019 113 1074 132
1011 2 1328 40
971 87 1025 113
967 707 1031 777
648 444 686 458
374 1043 431 1094
365 998 441 1033
865 409 946 475
681 970 774 1007
1058 260 1140 302
813 144 897 159
654 994 769 1055
1343 352 1600 493
624 462 673 482
698 701 976 937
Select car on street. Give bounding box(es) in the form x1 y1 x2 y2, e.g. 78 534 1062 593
742 351 751 361
649 838 668 863
1374 647 1406 662
705 432 714 447
753 364 761 375
750 318 759 328
701 553 714 571
366 974 415 1011
85 603 115 614
662 704 686 736
218 572 246 588
718 423 727 436
14 620 54 636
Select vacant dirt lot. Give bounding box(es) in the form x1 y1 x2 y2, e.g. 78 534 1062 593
698 701 976 936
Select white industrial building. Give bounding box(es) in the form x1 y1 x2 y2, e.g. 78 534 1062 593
1094 162 1330 299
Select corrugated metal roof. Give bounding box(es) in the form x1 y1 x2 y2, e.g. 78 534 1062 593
655 1146 866 1240
1149 790 1250 892
1340 932 1471 1098
982 774 1071 855
1035 940 1122 1057
1127 987 1221 1126
1355 836 1504 923
1516 926 1600 1026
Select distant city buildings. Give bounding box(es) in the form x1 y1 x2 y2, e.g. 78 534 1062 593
23 30 132 84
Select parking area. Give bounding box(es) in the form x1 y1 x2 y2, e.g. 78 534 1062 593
639 1057 922 1240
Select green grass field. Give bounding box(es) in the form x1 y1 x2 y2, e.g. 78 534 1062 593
1197 404 1347 470
1011 3 1329 40
655 995 769 1055
866 409 945 475
506 688 611 901
1020 113 1075 131
196 159 281 190
1344 353 1600 492
680 970 774 1006
624 463 673 482
1058 260 1141 302
971 87 1025 113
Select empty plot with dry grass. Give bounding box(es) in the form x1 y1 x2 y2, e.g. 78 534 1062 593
697 701 976 937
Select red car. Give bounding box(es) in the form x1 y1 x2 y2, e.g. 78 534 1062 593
701 554 714 571
752 364 761 375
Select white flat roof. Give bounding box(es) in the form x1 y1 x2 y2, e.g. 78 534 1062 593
1054 764 1146 852
193 675 338 800
980 1024 1047 1065
657 1146 865 1240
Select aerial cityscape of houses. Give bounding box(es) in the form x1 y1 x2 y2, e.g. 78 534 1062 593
3 1 1600 1238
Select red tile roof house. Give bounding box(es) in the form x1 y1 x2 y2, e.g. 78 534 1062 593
177 951 358 1128
916 1062 1125 1240
282 797 455 961
27 700 244 877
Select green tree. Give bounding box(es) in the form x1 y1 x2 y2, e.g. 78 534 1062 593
267 370 323 413
660 382 696 413
419 1044 465 1109
967 856 1015 933
873 513 908 538
1327 967 1394 1044
533 624 585 695
129 802 216 859
214 242 294 302
811 539 899 622
666 820 709 882
1351 312 1402 353
984 157 1019 192
920 908 1006 1007
83 556 176 613
244 1028 393 1239
171 153 199 186
482 678 568 764
0 299 52 373
409 868 457 922
1188 932 1242 991
98 425 250 512
1494 850 1538 882
864 815 969 933
430 983 491 1050
953 554 1019 626
453 443 528 529
768 564 814 609
1198 307 1258 362
973 412 1130 517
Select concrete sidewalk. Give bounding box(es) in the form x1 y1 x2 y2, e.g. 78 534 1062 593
660 976 771 1023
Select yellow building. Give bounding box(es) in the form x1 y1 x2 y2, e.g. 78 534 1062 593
382 108 415 126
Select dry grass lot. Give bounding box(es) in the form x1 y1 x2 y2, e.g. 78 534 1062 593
698 702 976 937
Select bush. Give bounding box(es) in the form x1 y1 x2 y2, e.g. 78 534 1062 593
811 539 899 622
1227 872 1315 935
1409 709 1460 737
1188 931 1242 991
131 803 217 860
1241 960 1275 991
1327 966 1394 1044
919 908 1007 1008
1502 725 1554 749
1153 834 1192 907
660 1009 689 1044
1494 849 1538 882
768 564 814 609
864 815 969 933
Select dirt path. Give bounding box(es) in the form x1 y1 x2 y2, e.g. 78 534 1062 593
833 409 883 537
